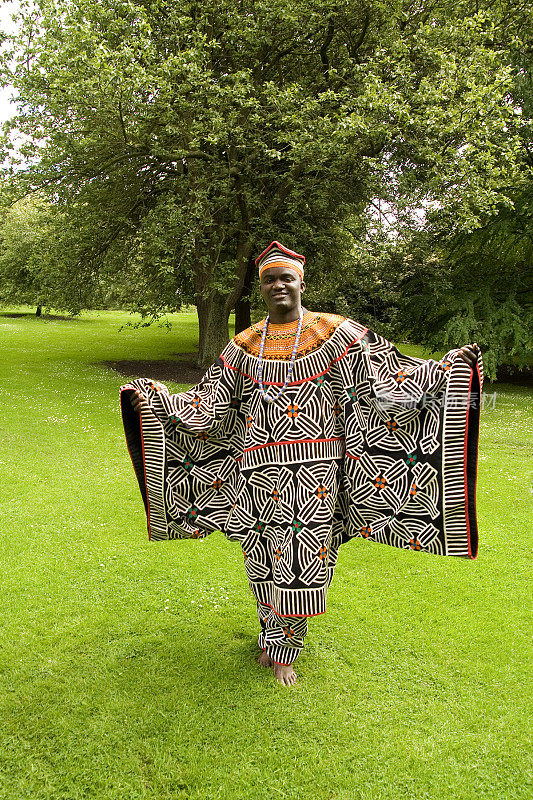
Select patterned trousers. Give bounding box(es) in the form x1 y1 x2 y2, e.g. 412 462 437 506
256 600 309 665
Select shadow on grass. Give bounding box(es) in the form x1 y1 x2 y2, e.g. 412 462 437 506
103 356 204 385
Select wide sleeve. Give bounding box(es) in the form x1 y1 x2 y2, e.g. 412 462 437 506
120 347 242 541
340 328 483 559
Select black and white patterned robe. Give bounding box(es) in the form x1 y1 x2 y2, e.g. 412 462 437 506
121 317 482 618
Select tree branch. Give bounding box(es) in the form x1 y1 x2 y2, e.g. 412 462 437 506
320 18 335 82
160 150 215 163
348 10 370 63
264 163 305 221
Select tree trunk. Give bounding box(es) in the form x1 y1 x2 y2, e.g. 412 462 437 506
234 252 256 334
234 297 251 334
36 305 42 317
196 293 231 370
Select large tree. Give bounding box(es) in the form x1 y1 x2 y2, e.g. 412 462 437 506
2 0 524 365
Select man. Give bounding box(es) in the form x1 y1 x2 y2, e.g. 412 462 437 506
121 242 481 686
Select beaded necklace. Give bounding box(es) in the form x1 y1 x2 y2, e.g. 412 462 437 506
257 311 303 404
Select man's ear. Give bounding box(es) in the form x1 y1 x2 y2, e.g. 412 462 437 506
300 280 306 294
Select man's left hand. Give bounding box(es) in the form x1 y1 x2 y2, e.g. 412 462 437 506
457 343 480 368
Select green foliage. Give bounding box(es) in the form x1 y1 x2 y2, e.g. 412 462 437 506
398 199 533 379
301 223 408 341
0 193 124 313
2 0 527 363
388 34 533 380
0 194 55 311
310 6 533 379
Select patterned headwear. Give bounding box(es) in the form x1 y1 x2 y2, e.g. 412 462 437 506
255 241 305 280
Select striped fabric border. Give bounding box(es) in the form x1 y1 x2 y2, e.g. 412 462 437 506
252 579 330 616
237 437 345 468
121 386 168 541
442 358 483 558
268 644 301 665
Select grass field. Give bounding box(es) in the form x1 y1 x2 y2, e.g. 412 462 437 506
0 308 531 800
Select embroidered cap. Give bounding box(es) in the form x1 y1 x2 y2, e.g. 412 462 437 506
255 241 305 280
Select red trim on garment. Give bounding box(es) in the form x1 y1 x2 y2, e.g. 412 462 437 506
247 436 343 454
345 452 361 460
234 436 345 462
222 330 368 386
471 362 482 557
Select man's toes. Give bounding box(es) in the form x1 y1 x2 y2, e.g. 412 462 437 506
273 664 297 686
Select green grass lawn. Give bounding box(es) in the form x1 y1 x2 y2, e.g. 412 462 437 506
0 308 531 800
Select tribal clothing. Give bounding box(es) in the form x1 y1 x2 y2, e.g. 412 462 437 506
257 601 308 665
234 311 345 360
121 311 482 626
256 240 305 280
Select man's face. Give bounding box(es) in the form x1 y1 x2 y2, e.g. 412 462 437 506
259 266 305 317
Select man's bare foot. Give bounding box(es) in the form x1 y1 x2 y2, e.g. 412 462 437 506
273 663 297 686
257 651 273 668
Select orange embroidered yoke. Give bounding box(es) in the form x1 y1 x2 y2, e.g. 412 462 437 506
233 311 345 360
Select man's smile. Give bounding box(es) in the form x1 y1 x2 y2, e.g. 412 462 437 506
258 264 306 322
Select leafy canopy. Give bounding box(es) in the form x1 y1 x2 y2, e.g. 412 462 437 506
1 0 527 364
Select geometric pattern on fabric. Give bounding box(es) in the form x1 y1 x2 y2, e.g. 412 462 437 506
233 311 345 360
120 313 483 618
256 600 309 665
